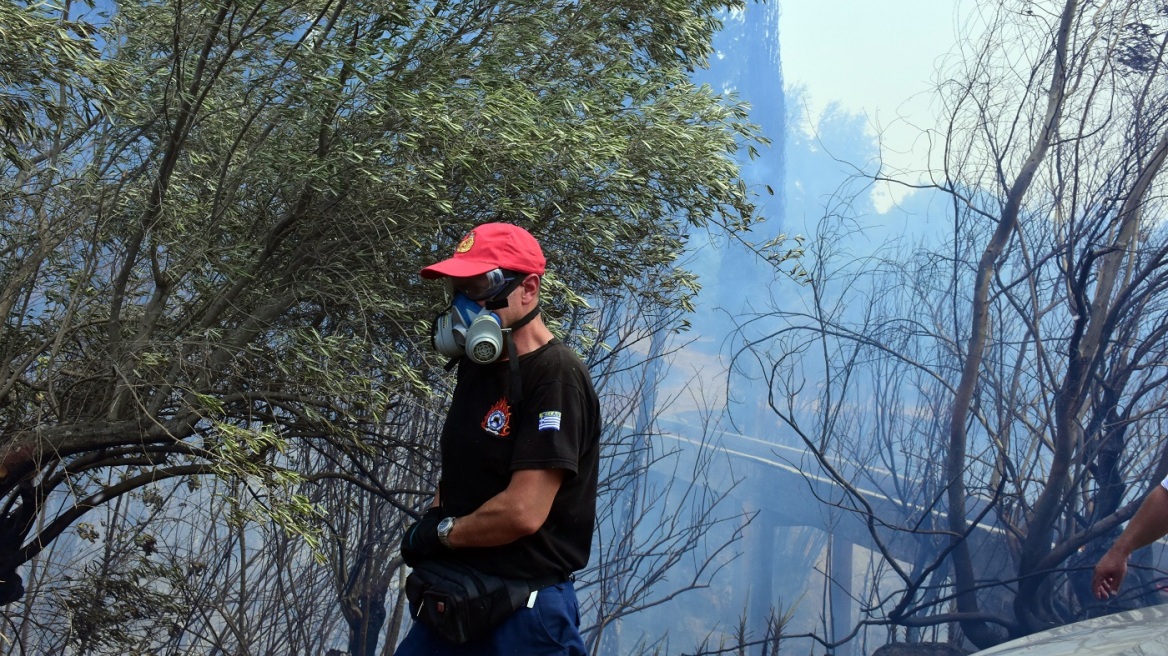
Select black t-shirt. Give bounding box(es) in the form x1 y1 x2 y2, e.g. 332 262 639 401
438 338 600 580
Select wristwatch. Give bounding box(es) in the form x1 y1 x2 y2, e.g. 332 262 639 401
436 516 456 549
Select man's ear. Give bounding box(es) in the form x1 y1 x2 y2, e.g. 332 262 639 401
521 274 541 303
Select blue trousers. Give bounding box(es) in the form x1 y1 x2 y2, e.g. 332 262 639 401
394 581 586 656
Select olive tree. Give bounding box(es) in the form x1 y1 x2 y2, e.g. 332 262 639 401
0 0 766 624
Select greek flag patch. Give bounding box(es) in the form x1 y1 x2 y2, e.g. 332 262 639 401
538 411 562 432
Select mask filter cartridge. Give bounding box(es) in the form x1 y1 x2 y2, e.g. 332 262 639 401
464 315 504 364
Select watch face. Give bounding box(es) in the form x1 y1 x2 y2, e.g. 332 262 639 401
437 517 455 548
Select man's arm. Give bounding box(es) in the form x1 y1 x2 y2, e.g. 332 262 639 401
445 468 566 548
1093 485 1168 599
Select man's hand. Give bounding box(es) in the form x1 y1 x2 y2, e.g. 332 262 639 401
401 508 446 566
1093 547 1129 600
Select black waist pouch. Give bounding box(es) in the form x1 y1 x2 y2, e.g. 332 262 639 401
405 559 535 645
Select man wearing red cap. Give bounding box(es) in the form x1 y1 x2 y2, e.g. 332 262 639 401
395 223 600 655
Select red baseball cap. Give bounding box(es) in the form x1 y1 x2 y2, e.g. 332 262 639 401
420 223 546 279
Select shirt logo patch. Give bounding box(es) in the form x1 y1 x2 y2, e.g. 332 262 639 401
538 411 562 432
482 397 511 436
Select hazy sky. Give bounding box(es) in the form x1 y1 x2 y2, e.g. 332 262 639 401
781 0 963 208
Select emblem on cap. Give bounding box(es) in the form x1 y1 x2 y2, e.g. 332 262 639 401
455 231 475 254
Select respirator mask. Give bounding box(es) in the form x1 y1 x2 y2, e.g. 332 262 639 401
433 293 508 364
431 268 523 365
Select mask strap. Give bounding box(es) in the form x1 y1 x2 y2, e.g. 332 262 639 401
504 303 541 404
509 303 541 332
506 330 522 404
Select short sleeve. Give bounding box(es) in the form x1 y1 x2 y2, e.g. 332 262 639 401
509 376 587 475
